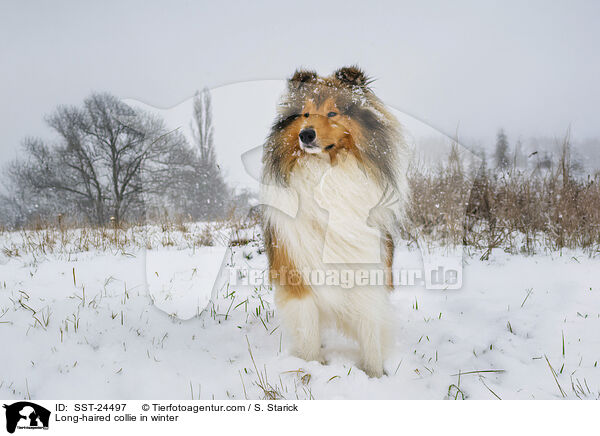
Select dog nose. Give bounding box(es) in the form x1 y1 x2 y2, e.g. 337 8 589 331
299 128 316 144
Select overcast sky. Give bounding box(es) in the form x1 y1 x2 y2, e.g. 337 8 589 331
1 0 598 164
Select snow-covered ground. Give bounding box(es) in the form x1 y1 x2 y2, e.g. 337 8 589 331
1 226 599 400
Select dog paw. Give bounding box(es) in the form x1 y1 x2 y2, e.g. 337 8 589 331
294 350 323 364
361 362 384 378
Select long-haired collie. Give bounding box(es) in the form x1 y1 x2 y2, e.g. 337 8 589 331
261 66 409 377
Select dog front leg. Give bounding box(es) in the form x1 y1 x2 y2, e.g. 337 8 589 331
276 291 322 362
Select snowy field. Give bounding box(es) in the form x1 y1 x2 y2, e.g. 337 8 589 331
1 225 599 400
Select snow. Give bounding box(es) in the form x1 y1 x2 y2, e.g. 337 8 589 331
146 247 227 320
1 227 599 400
1 80 597 400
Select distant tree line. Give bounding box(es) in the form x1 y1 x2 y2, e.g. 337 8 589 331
0 89 245 228
485 127 582 175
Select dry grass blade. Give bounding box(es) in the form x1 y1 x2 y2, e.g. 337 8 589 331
544 355 567 398
245 335 283 400
450 369 505 376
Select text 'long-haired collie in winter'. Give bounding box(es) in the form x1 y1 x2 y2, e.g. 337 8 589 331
261 66 409 377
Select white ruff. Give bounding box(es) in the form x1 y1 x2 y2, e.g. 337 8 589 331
262 152 399 377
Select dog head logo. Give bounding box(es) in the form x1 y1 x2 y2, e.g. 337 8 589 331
3 402 50 434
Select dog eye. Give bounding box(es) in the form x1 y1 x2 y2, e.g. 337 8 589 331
304 112 309 117
327 112 337 117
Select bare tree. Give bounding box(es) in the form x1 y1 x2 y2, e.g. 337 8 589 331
1 90 243 228
187 88 231 220
0 140 68 227
512 138 527 170
494 128 510 170
5 93 190 225
191 87 215 163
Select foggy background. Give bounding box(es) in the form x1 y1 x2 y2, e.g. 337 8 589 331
1 0 599 165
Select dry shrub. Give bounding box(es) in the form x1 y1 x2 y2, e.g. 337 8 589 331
407 137 600 256
0 205 263 258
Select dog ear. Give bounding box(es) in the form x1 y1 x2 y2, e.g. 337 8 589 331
289 69 317 89
334 66 370 88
